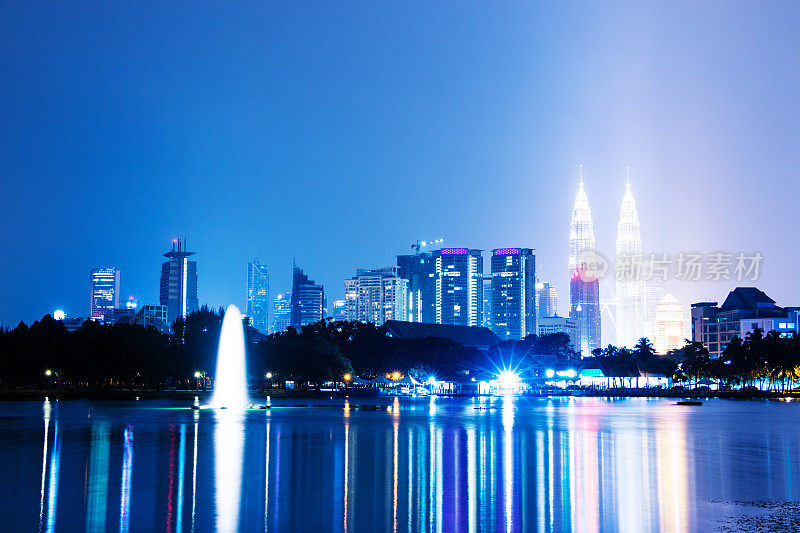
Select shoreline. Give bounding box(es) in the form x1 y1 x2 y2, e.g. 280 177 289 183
1 388 798 402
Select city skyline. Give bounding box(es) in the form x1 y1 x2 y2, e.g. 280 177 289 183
2 3 799 328
3 5 800 531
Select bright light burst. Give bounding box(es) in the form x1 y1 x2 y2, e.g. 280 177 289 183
497 369 520 390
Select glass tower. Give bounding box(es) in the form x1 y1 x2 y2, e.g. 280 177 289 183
290 264 324 329
89 268 120 322
490 248 536 340
568 171 601 356
615 175 645 347
246 260 269 333
159 239 198 324
272 293 291 333
435 248 483 327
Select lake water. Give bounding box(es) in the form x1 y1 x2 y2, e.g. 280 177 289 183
1 396 799 532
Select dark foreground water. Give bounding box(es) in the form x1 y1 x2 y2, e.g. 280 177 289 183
1 396 799 532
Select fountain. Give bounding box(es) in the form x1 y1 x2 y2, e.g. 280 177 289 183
210 304 249 409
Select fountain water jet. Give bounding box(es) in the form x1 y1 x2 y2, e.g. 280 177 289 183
210 305 249 409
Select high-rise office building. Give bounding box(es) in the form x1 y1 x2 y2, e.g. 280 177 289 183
331 299 348 322
246 260 270 333
536 282 558 320
436 248 483 327
290 265 324 329
490 248 536 340
568 171 601 356
643 279 665 342
159 239 198 324
397 251 438 323
344 267 408 325
90 268 120 322
654 294 685 354
482 276 492 328
538 316 579 350
615 176 645 347
272 293 291 333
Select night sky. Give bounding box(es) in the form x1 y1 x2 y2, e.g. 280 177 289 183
2 2 799 336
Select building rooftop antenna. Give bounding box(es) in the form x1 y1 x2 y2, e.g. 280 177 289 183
411 238 444 255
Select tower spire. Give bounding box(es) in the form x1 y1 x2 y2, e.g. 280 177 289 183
579 163 583 183
626 165 630 187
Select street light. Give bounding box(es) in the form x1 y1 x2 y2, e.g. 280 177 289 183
343 373 352 382
194 371 205 391
266 372 273 379
45 369 52 377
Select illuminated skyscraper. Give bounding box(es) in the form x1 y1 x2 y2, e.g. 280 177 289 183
568 168 601 355
482 276 492 328
397 251 437 323
272 292 291 333
159 239 198 324
89 268 120 321
344 267 408 325
615 172 645 347
643 279 665 342
654 294 685 354
536 282 558 319
490 248 536 340
331 299 348 322
290 264 324 328
435 248 483 327
246 260 269 332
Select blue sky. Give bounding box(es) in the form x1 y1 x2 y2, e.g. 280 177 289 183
2 2 799 338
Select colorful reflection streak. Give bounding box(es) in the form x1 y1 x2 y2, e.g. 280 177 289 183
9 398 800 532
119 426 133 533
85 422 110 533
324 397 693 532
45 419 60 533
38 399 51 532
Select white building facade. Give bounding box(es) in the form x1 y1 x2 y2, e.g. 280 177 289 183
345 267 409 325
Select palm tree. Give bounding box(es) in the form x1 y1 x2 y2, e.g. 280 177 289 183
681 341 710 389
633 338 655 388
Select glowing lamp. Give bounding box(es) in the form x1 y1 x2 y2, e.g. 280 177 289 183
427 376 436 384
391 371 401 381
194 371 201 378
343 373 352 381
545 369 555 378
265 372 273 379
498 370 520 389
45 370 52 377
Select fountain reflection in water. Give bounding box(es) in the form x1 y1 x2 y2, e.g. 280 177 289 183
214 409 245 532
211 305 249 409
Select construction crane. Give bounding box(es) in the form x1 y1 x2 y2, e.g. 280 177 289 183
411 238 444 254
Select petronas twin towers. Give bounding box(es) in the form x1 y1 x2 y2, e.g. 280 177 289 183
568 169 601 356
569 167 646 354
614 171 646 348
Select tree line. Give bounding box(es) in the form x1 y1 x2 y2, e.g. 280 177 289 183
0 307 575 390
2 307 798 392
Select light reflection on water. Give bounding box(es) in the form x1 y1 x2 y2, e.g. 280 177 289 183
3 397 800 531
214 409 244 532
